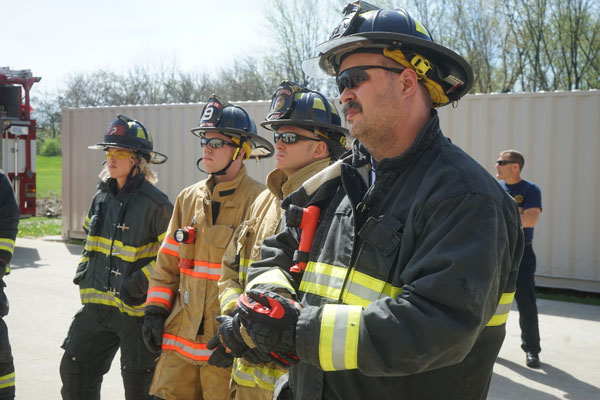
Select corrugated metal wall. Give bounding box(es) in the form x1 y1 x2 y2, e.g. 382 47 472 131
61 91 600 292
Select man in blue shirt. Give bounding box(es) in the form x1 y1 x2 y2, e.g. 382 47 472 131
496 149 543 368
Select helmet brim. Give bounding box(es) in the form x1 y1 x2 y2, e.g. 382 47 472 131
260 119 349 137
88 143 168 164
190 127 274 159
303 32 474 103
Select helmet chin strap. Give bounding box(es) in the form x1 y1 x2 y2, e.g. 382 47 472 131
195 138 246 176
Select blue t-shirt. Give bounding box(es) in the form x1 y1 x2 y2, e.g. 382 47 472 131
500 179 542 242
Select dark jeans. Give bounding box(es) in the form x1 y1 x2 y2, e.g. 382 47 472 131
514 244 541 354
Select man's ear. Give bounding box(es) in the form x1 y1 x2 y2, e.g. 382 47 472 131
313 141 330 160
399 68 420 97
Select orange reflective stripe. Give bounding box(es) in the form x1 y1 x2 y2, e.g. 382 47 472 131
147 287 175 309
180 260 221 280
161 333 212 361
160 237 179 257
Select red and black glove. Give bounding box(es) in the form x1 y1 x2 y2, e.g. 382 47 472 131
237 289 301 366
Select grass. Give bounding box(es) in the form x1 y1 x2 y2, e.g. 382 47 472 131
17 155 62 238
537 287 600 306
17 216 62 237
36 155 62 198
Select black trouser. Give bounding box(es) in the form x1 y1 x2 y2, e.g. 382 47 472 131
0 319 14 400
514 244 541 355
60 305 156 400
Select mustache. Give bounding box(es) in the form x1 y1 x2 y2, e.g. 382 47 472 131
343 101 362 116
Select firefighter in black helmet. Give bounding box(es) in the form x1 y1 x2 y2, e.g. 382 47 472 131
144 97 269 400
60 115 173 400
236 3 523 400
210 82 348 400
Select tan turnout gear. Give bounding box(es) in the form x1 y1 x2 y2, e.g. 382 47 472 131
147 165 264 399
218 158 331 397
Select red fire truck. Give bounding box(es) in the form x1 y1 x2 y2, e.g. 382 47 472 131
0 67 41 217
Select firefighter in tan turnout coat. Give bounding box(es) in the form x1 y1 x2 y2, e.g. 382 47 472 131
143 96 273 400
210 82 348 400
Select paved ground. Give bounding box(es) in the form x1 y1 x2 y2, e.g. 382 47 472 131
6 237 600 399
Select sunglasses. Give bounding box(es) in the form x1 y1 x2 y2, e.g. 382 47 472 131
200 137 237 149
336 65 405 94
274 132 321 144
496 160 517 166
105 149 133 160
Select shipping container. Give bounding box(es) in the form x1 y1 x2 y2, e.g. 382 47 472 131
61 90 600 292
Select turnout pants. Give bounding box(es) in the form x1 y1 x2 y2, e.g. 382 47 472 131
515 244 541 355
0 319 14 400
60 305 156 400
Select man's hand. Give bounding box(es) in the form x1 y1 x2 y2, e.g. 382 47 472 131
142 306 167 353
237 289 301 366
215 314 248 357
207 335 234 368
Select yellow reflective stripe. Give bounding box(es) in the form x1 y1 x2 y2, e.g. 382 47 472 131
157 231 167 242
0 371 15 388
84 235 161 262
79 288 145 317
299 261 347 300
83 215 90 231
232 358 286 390
246 268 296 294
319 304 361 371
141 261 154 279
341 269 386 307
0 238 15 255
232 358 255 387
486 292 515 327
238 257 255 285
382 282 403 299
220 287 243 312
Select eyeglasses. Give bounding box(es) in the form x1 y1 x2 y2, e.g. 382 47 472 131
274 132 321 144
336 65 405 94
105 149 133 160
496 160 517 166
200 137 237 149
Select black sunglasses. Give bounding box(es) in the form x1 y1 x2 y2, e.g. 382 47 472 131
200 137 237 149
496 160 517 166
274 132 321 144
336 65 405 94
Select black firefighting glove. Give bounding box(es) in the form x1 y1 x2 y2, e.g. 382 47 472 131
207 335 234 368
0 279 8 318
237 289 301 367
143 306 168 353
214 314 249 357
120 270 149 306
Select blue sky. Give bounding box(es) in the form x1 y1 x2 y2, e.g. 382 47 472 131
3 0 270 93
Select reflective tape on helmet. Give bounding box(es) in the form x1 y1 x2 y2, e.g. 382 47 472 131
319 304 362 371
486 291 515 326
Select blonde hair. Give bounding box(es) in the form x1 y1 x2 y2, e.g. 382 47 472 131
99 151 158 185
